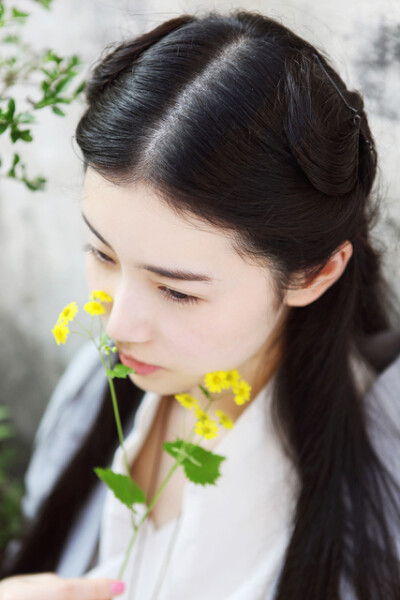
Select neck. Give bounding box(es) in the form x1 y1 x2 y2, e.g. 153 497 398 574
189 333 283 423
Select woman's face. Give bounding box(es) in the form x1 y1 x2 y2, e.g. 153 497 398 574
83 168 286 399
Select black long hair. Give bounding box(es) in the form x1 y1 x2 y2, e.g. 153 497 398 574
5 11 400 598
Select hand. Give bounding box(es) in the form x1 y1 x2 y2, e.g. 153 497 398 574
0 573 125 600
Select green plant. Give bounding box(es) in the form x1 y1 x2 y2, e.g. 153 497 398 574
0 0 85 190
0 406 23 564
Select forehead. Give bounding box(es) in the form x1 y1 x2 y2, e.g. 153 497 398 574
83 168 269 283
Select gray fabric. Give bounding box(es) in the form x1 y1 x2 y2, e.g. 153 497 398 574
22 343 107 522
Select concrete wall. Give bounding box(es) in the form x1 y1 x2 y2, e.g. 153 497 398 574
1 0 399 466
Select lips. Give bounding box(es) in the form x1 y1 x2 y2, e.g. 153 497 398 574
119 352 161 375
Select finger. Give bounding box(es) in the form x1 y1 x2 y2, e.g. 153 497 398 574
0 575 126 600
57 577 125 600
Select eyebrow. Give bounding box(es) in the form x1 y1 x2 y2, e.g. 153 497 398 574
82 212 216 283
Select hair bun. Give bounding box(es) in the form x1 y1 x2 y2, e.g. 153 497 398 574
283 52 364 196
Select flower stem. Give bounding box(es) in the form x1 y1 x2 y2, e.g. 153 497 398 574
93 341 130 474
118 454 186 579
108 375 130 475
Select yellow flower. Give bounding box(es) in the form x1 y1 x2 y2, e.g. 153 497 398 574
84 301 106 316
232 379 252 405
224 369 241 388
194 418 219 440
175 393 198 410
52 322 69 345
204 370 229 393
194 406 211 423
215 409 234 430
57 301 78 325
89 290 113 303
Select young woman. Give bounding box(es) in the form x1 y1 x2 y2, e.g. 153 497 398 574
2 9 400 600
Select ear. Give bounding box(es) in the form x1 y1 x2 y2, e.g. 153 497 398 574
285 241 353 307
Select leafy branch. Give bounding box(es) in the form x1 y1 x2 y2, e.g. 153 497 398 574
0 0 86 191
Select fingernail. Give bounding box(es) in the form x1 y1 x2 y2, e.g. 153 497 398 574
110 581 125 595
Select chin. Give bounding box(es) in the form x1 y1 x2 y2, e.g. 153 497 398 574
128 373 198 396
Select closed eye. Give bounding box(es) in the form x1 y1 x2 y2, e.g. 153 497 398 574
85 243 199 306
85 243 115 264
158 287 199 305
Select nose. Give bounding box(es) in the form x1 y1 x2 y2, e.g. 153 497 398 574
105 281 153 344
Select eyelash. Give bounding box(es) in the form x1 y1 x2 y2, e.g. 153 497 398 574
84 243 200 306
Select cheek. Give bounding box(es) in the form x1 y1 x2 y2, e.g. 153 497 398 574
160 292 279 371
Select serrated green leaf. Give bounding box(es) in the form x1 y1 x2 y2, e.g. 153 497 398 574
163 439 225 486
106 363 134 379
94 467 146 509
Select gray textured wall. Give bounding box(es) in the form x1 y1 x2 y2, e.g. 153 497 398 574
1 0 399 468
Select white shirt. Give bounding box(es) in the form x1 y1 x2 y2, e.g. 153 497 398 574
87 378 300 599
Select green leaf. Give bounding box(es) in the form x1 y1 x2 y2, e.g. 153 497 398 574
10 127 32 143
0 123 8 135
44 50 61 65
34 97 56 109
106 363 134 379
23 176 46 191
199 384 212 400
18 129 32 142
40 67 52 78
11 8 29 19
163 439 226 486
100 331 111 346
54 74 74 94
72 80 86 97
0 424 13 441
51 106 65 116
94 467 146 509
5 98 15 120
3 34 20 44
0 406 9 420
37 0 53 8
16 112 35 124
